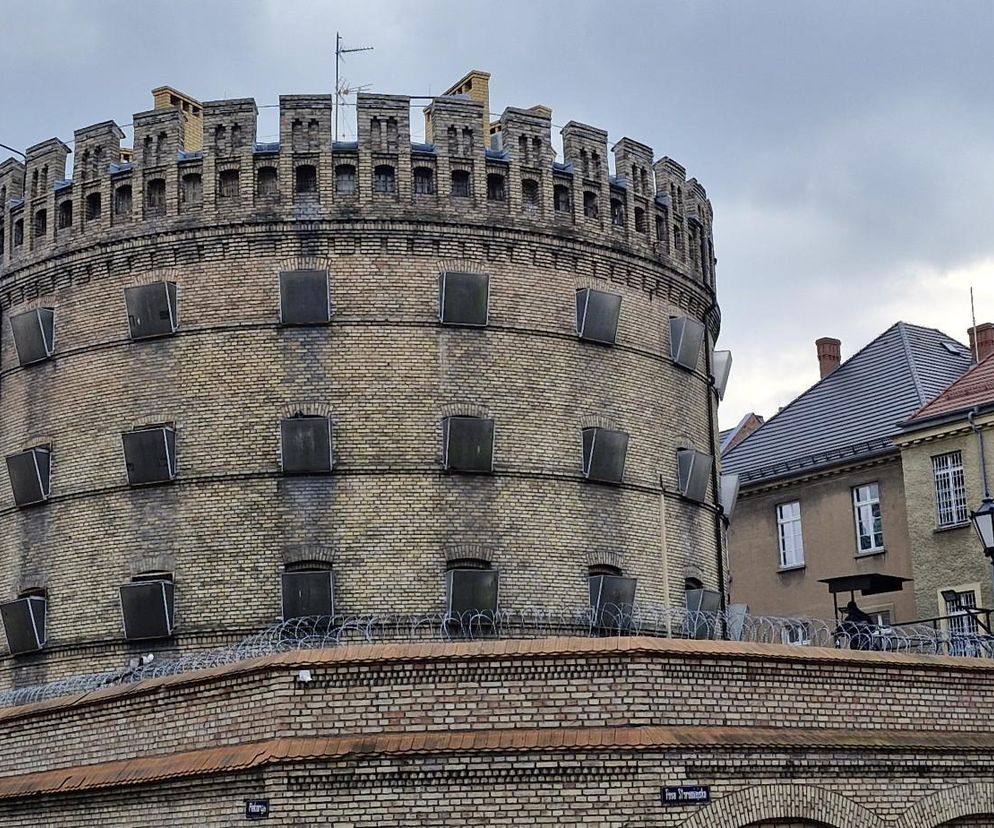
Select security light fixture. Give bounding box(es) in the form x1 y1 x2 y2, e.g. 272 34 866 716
972 497 994 560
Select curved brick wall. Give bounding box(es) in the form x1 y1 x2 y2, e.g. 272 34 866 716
0 92 721 685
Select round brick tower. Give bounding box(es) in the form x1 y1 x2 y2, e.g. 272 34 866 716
0 84 723 688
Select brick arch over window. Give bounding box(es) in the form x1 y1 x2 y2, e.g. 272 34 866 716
679 784 883 828
895 782 994 828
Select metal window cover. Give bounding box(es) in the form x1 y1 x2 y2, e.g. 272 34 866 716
582 427 628 484
711 349 732 399
439 271 489 327
589 574 637 626
279 270 330 325
677 448 712 502
719 472 741 519
446 568 499 616
281 570 335 619
9 308 55 366
576 288 622 345
0 595 46 655
685 587 722 639
280 417 333 474
443 417 494 473
121 427 177 486
120 580 175 640
670 316 706 370
5 447 51 507
124 282 178 340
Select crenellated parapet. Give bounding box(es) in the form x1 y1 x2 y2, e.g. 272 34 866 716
0 84 716 292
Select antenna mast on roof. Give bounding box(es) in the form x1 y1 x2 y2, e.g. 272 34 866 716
971 286 980 363
335 32 374 142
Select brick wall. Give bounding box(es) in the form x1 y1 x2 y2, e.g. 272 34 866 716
0 638 992 826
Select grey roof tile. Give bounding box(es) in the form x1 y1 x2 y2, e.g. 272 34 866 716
722 322 972 484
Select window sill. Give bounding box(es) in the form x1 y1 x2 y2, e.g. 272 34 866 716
934 522 971 534
777 564 806 574
855 548 886 558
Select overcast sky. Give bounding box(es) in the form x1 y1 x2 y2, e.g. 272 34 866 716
3 0 993 429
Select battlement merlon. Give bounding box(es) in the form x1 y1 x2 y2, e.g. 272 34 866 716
356 94 412 151
424 96 486 156
23 140 71 201
133 108 185 170
0 158 25 204
203 99 258 156
279 95 333 153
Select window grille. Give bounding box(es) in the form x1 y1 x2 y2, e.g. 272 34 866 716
451 170 471 198
335 164 356 194
414 167 435 195
373 165 396 194
933 451 968 528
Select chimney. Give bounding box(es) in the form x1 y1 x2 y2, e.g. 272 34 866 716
816 337 842 379
968 323 994 363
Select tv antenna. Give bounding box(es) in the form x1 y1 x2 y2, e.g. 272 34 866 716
335 31 374 141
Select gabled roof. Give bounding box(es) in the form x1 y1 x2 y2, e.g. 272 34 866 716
720 412 764 454
722 322 972 485
903 351 994 427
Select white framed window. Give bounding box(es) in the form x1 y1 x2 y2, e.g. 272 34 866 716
781 620 810 646
776 501 804 568
865 608 892 627
853 482 884 553
933 451 968 528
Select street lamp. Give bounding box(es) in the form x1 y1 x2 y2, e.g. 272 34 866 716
973 497 994 561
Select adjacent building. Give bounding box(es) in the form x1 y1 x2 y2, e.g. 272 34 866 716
895 323 994 627
723 323 974 622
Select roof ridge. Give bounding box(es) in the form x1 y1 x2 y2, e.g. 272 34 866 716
724 323 905 461
896 321 927 406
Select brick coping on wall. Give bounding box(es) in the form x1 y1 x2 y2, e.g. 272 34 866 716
3 725 994 802
3 635 994 726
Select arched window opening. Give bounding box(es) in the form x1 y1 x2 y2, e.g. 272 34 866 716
256 166 278 197
114 185 133 216
413 167 435 195
554 184 571 213
634 206 646 233
85 192 101 222
521 178 539 209
583 191 599 219
146 178 166 215
486 173 505 202
610 197 625 226
373 164 395 194
335 164 356 194
57 200 73 230
295 164 317 194
180 173 203 206
450 169 471 198
34 209 47 238
218 169 240 199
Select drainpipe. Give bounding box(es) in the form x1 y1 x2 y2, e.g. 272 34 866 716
968 408 991 499
703 301 728 634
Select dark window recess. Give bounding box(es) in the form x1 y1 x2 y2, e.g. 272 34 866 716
438 271 489 327
0 595 47 655
13 219 24 246
256 167 278 196
122 427 177 486
34 209 47 237
554 184 571 213
373 165 395 194
685 586 721 639
280 269 330 325
335 164 356 194
634 206 646 233
443 416 494 473
295 164 317 194
281 416 333 474
120 579 175 640
611 197 625 226
124 281 178 339
446 568 499 616
5 447 51 507
576 288 622 345
218 169 240 198
281 570 335 618
114 185 133 216
583 191 598 218
582 427 629 484
669 316 706 370
486 173 505 202
413 167 435 195
677 448 713 503
180 173 203 205
451 169 471 198
146 178 166 214
589 574 637 628
57 200 73 230
85 193 101 222
9 307 55 366
522 178 539 208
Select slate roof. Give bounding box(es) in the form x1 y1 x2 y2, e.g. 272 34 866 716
903 351 994 427
722 322 973 485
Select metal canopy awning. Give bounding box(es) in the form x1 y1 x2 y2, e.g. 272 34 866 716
820 573 912 621
819 573 911 596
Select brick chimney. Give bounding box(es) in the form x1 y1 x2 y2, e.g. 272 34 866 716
968 323 994 363
816 337 841 379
